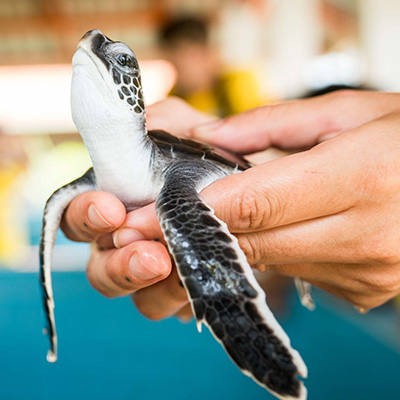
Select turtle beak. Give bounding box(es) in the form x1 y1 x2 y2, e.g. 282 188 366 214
80 29 102 42
77 29 103 51
75 29 114 74
78 29 115 51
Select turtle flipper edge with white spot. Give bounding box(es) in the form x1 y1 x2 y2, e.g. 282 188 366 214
39 30 308 399
39 168 97 362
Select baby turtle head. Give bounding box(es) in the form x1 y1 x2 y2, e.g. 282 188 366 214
71 30 146 135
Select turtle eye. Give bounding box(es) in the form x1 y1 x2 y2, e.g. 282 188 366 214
116 53 133 68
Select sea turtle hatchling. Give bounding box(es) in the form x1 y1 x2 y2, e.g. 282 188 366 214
39 29 308 400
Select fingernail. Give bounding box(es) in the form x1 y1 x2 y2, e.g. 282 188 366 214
192 119 223 137
88 203 114 228
129 252 161 281
113 228 144 248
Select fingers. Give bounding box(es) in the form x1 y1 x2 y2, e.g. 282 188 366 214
131 267 189 320
202 114 400 235
112 202 162 248
86 240 172 298
96 233 115 250
239 198 400 267
146 96 216 137
201 140 360 234
235 211 369 265
190 90 400 153
91 203 191 320
61 191 126 242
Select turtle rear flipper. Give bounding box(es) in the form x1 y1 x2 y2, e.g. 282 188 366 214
39 168 96 362
295 278 315 311
156 162 307 400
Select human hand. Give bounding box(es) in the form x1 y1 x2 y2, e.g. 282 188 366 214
114 91 400 316
60 97 213 319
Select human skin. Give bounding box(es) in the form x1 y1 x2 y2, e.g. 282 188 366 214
61 91 400 319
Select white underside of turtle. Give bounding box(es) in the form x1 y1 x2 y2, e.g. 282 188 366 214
39 30 311 400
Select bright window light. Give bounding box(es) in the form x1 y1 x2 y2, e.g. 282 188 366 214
0 60 176 135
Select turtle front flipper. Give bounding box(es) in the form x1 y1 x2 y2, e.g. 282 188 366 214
39 168 96 362
155 162 307 400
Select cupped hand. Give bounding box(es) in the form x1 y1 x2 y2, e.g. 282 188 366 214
62 91 400 320
202 112 400 311
60 97 213 319
111 91 400 317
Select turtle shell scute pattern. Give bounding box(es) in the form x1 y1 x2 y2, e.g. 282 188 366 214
111 67 145 114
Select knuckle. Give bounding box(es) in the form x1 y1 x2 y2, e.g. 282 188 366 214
230 190 272 231
316 90 358 135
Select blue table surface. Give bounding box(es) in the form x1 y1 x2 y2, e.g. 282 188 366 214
0 271 399 400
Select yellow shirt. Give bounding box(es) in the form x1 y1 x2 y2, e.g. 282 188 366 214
172 69 267 117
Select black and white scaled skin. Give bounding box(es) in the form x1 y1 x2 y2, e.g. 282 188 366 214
39 30 308 400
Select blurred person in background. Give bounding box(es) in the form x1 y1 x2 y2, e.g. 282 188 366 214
158 16 266 117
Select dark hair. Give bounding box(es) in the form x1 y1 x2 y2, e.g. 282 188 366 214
158 16 209 47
